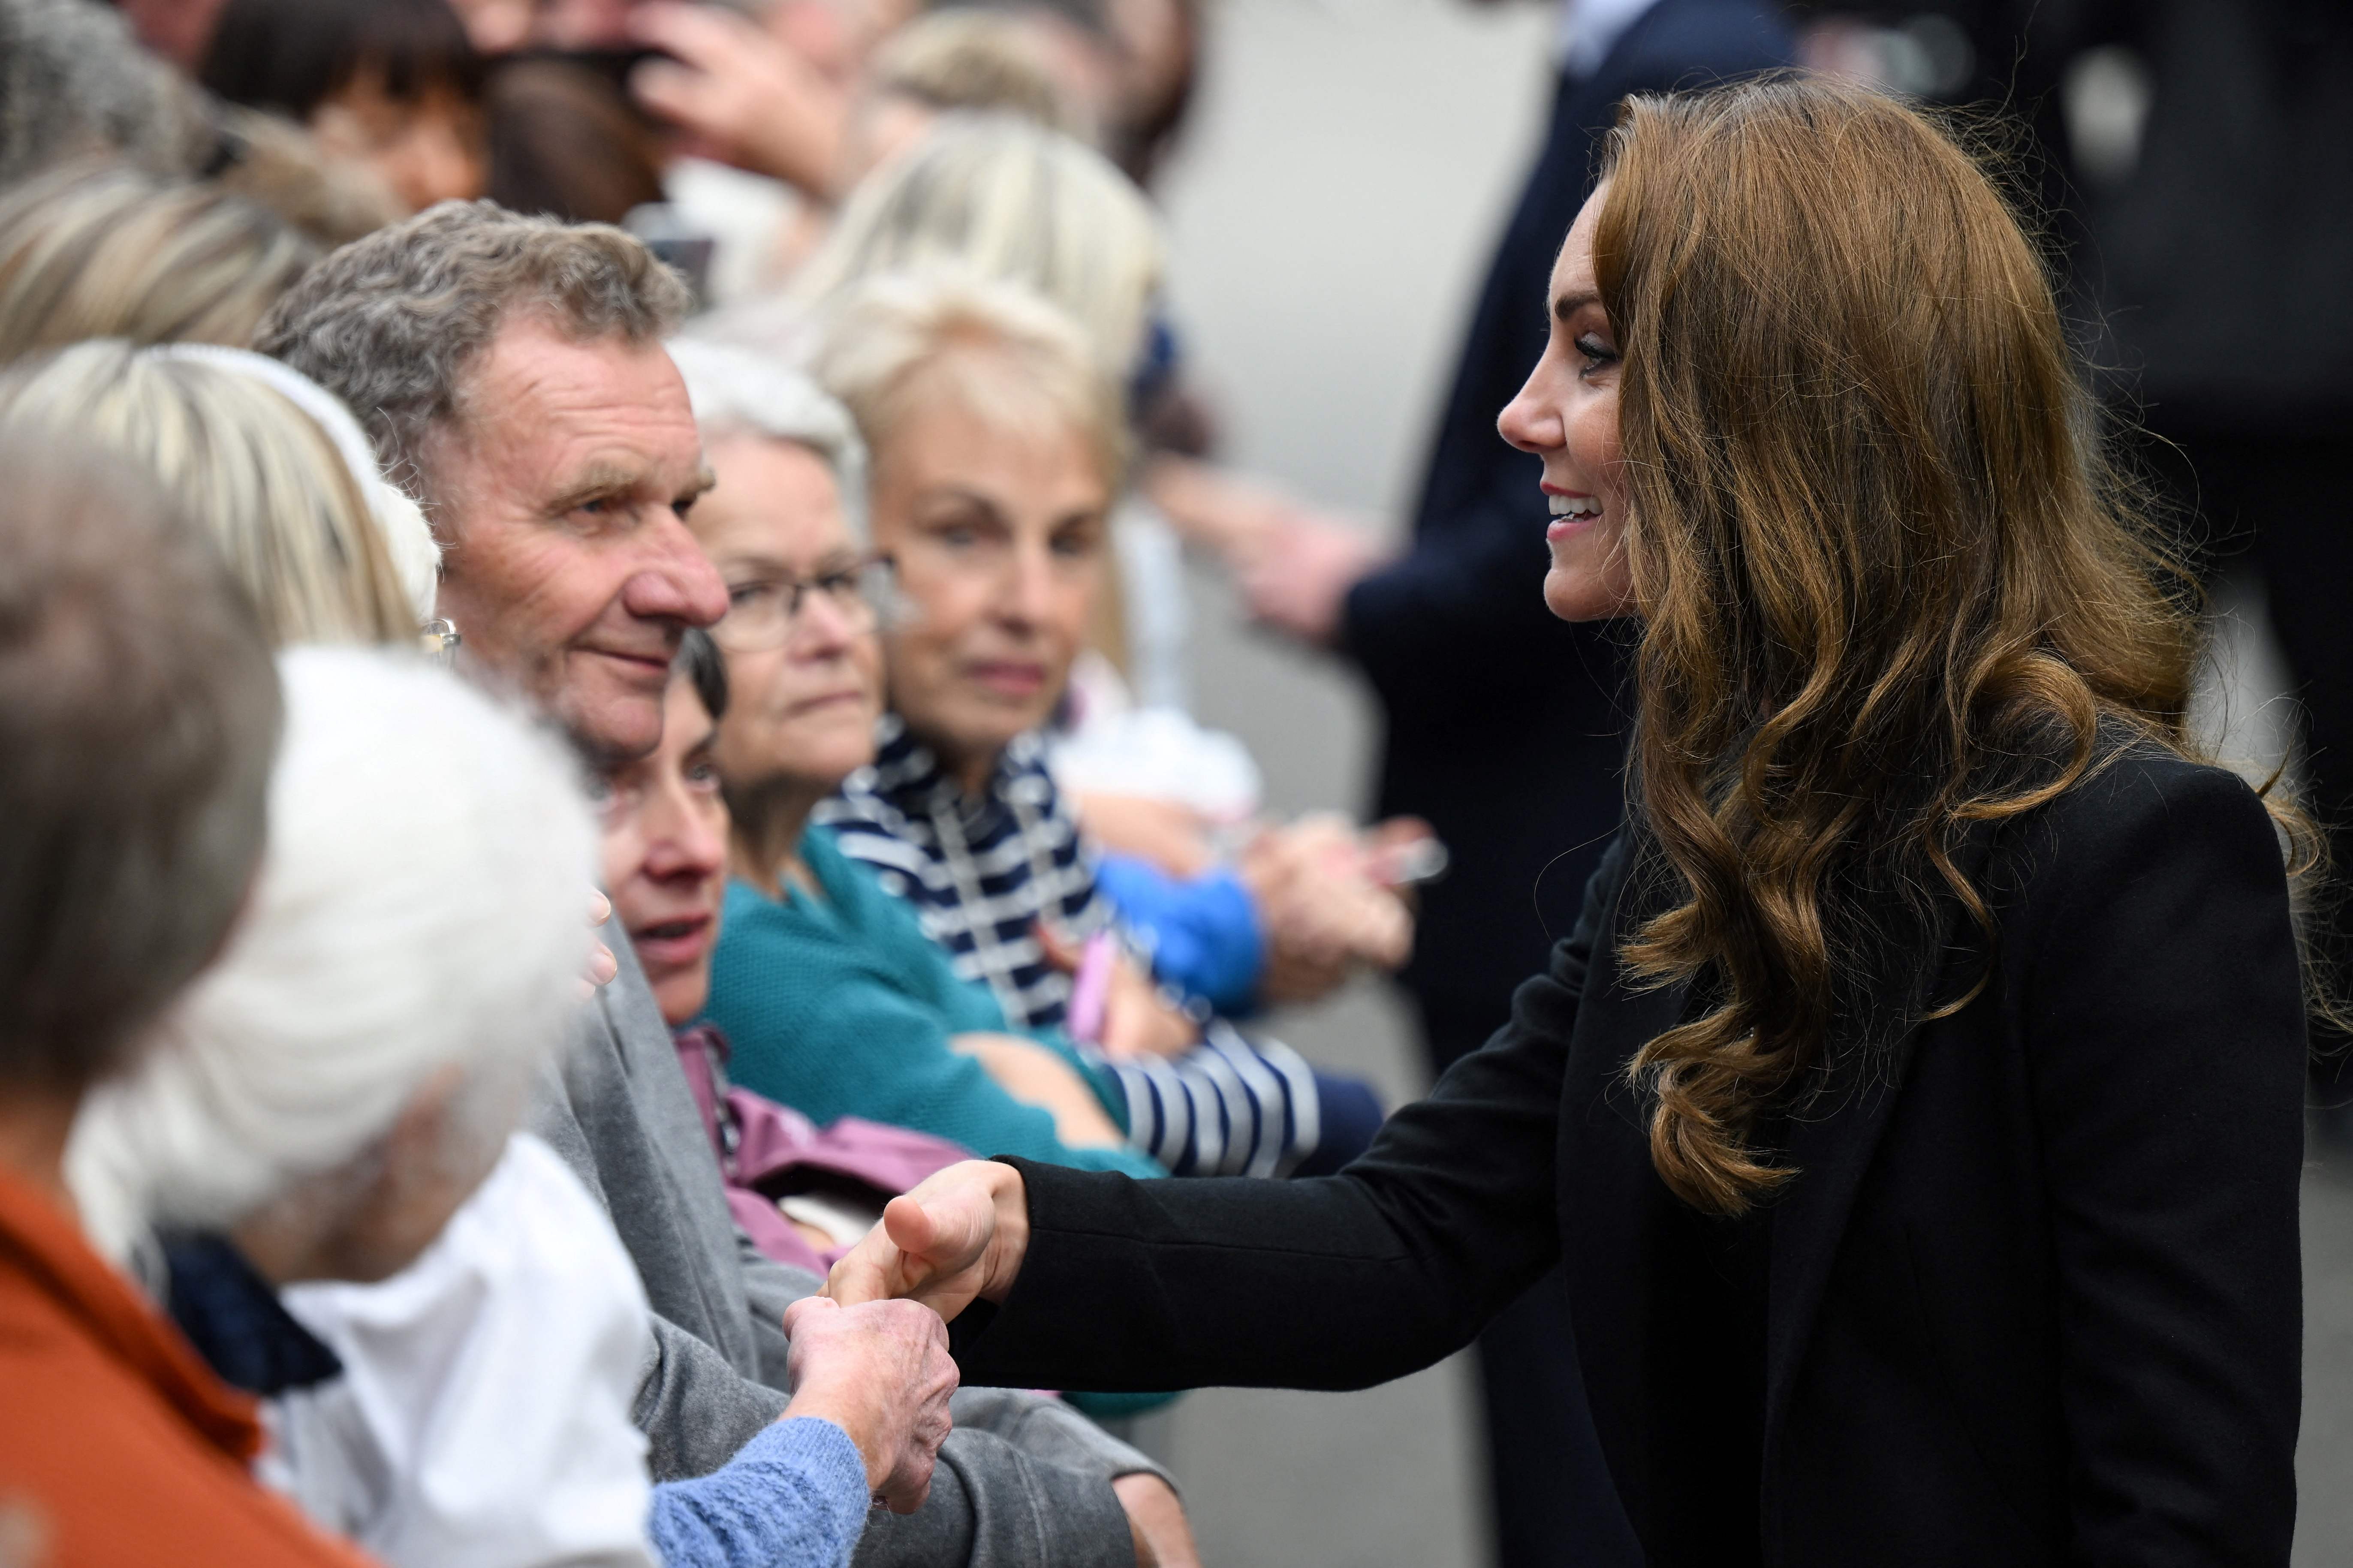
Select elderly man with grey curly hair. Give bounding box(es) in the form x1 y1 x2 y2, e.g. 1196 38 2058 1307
257 202 1190 1568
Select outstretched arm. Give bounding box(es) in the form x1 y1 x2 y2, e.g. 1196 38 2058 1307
827 837 1625 1395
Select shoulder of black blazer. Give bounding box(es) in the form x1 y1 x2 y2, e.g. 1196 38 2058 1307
1555 739 2306 1523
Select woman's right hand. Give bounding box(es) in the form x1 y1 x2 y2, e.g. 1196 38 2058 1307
824 1161 1031 1322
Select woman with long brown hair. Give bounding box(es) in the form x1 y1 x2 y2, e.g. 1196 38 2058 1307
823 75 2311 1564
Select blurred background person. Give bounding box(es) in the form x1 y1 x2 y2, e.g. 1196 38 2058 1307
4 0 210 180
199 0 489 214
0 339 437 641
671 340 1167 1179
0 165 317 360
0 426 363 1563
763 114 1424 1015
813 271 1391 1177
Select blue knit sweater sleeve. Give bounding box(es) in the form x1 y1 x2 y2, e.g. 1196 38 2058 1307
1094 854 1265 1015
649 1417 870 1568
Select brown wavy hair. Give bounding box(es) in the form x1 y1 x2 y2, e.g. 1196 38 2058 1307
1596 76 2313 1216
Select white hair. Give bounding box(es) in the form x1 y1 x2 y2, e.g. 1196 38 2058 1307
149 343 443 624
666 338 871 544
66 647 594 1264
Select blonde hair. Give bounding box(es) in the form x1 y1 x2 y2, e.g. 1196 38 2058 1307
0 340 427 645
868 12 1086 138
814 269 1128 491
795 114 1162 373
0 163 317 361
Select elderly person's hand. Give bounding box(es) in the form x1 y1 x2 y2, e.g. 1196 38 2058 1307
778 1295 960 1513
628 2 848 197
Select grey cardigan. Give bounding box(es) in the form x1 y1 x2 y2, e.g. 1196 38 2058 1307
531 928 1156 1567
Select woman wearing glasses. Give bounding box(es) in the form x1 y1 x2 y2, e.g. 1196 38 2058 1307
668 338 1165 1181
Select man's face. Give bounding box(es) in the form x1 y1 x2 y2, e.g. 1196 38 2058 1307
428 321 726 766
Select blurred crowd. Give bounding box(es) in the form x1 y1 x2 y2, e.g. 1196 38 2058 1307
0 0 2344 1566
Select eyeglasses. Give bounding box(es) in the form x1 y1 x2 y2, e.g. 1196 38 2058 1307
711 551 895 652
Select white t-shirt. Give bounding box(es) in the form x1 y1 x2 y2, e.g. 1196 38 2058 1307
259 1132 660 1568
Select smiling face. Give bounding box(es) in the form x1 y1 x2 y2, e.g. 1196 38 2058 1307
601 675 730 1025
428 322 726 768
692 433 885 807
1497 185 1637 623
867 372 1111 792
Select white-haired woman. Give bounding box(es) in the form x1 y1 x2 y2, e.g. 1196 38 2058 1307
70 649 958 1568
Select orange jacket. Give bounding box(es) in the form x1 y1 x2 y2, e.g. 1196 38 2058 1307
0 1163 378 1568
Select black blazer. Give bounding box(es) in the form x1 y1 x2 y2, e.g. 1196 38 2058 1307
1340 0 1792 1050
954 747 2306 1565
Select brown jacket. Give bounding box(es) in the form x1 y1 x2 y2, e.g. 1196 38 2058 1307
0 1164 377 1568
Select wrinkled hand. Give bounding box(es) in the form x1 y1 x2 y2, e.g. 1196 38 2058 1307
779 1295 959 1513
628 2 847 195
825 1161 1031 1322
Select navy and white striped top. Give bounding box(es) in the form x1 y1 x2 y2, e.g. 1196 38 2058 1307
818 716 1327 1177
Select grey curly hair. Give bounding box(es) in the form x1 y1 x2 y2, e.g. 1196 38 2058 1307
0 0 213 187
254 201 693 509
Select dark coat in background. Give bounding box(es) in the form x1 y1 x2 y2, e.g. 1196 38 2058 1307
1341 0 1793 1063
956 747 2308 1566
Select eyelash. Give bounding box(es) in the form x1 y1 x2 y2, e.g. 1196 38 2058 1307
1574 335 1618 373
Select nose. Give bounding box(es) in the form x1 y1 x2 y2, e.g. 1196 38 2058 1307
625 511 731 631
994 538 1054 631
641 773 725 883
1498 361 1564 456
789 578 858 658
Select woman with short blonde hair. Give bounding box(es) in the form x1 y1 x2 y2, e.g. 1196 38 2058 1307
790 115 1162 376
0 339 434 645
0 164 317 360
814 268 1128 493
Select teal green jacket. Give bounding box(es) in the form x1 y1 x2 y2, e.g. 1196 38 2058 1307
703 825 1162 1181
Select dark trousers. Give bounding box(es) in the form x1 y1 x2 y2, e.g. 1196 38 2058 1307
1428 1033 1642 1568
2148 426 2353 1070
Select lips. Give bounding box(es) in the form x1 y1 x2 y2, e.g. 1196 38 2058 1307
630 911 712 971
789 687 868 717
963 661 1048 699
584 646 676 686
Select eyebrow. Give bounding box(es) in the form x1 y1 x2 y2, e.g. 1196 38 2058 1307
547 461 717 515
917 486 1009 521
1553 289 1602 323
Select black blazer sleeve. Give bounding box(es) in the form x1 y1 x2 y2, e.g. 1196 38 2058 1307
950 837 1631 1393
2012 758 2305 1562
